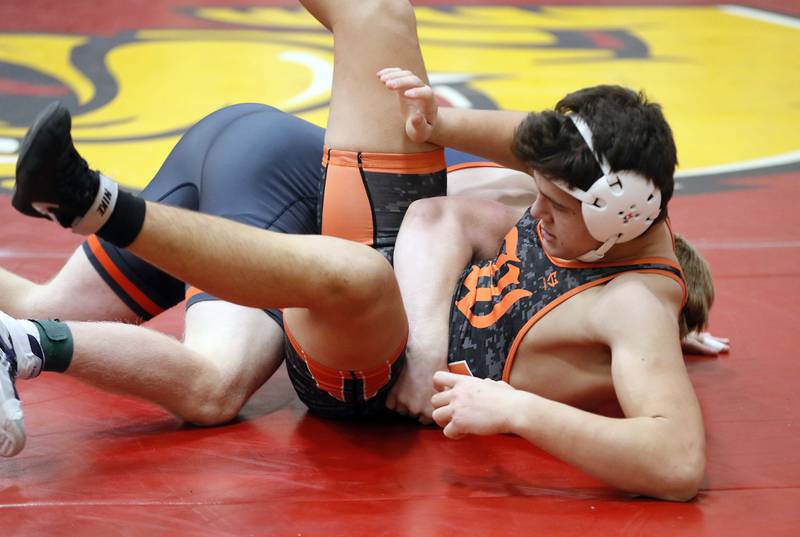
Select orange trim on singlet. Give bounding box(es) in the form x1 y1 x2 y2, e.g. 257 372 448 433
446 161 504 174
499 268 688 382
86 235 163 317
185 286 203 301
500 274 618 382
321 155 374 245
284 323 407 402
535 221 684 273
632 269 688 308
322 146 445 175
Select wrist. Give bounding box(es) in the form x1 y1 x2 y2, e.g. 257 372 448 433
504 388 535 435
428 108 446 145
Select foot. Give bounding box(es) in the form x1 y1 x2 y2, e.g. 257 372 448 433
13 102 119 234
0 311 42 457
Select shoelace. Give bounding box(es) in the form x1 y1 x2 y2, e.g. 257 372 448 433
54 143 100 226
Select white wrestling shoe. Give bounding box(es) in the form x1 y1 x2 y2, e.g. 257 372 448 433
0 311 43 457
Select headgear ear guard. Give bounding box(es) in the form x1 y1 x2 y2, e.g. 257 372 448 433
553 112 661 262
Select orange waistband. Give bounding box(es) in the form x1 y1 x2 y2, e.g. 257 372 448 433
322 146 445 175
446 161 504 174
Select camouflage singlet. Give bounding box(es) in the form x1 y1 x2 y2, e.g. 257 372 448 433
447 209 686 381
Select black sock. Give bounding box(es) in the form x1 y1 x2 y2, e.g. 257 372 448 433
95 190 147 248
30 320 74 373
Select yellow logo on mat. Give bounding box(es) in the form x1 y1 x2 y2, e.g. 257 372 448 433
0 6 798 191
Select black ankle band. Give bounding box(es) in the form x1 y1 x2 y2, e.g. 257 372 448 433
96 190 146 248
30 320 73 373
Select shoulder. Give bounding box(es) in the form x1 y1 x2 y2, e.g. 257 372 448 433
589 277 681 345
603 267 683 313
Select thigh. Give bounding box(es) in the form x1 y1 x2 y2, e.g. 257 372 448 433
281 242 408 418
446 165 537 216
30 247 142 322
87 104 325 321
185 105 324 322
81 105 264 319
394 197 520 357
197 105 322 232
324 1 435 154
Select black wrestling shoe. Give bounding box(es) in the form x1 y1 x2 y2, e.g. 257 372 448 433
13 102 119 234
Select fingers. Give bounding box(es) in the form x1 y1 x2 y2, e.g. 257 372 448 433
377 68 432 97
377 67 421 85
417 412 434 426
442 420 464 440
376 67 402 77
703 332 730 344
682 341 712 355
409 113 427 128
387 385 433 420
386 75 427 92
682 331 731 356
700 332 730 353
405 114 431 144
433 370 463 391
431 387 453 409
431 404 453 428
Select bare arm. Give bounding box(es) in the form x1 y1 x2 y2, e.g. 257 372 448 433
379 68 529 170
432 282 705 501
432 108 529 170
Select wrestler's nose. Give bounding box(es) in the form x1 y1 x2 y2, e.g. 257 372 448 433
530 193 550 222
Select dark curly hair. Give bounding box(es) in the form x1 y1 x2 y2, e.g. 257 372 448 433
511 85 677 224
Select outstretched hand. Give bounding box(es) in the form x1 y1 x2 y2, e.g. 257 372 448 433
681 331 730 356
378 67 438 144
430 371 518 439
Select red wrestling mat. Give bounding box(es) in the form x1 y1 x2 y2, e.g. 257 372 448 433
3 170 800 536
2 1 800 535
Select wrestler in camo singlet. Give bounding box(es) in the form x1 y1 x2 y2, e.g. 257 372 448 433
448 209 687 381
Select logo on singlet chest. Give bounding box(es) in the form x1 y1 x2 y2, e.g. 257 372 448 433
455 226 535 329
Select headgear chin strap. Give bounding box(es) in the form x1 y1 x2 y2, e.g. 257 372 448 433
554 112 661 262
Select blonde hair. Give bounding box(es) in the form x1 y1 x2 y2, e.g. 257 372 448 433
675 235 715 337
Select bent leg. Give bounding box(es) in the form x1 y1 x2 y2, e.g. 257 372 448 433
61 300 283 424
181 301 284 423
389 196 520 419
127 204 404 370
9 2 433 420
302 0 436 154
0 248 144 323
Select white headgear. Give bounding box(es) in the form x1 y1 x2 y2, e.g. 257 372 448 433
553 112 661 262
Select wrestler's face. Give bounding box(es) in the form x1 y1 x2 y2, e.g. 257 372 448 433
530 171 600 259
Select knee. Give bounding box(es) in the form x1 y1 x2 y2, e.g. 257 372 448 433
369 0 416 23
336 0 416 35
179 372 248 426
404 197 460 230
321 246 400 314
